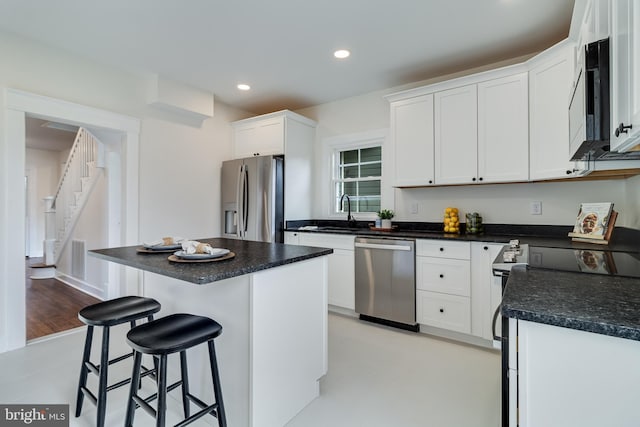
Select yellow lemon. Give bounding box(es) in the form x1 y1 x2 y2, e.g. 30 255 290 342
444 218 450 224
445 207 452 214
451 207 458 214
444 226 450 233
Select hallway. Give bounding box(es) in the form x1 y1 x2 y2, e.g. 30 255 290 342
26 258 100 340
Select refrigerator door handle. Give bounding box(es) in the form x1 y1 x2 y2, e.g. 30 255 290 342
236 164 245 238
243 165 249 235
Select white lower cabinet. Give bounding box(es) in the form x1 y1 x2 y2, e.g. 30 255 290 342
517 320 640 427
470 242 503 340
416 240 471 334
416 291 471 334
293 232 355 310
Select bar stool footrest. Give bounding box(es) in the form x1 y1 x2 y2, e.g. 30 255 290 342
80 387 97 406
175 404 219 427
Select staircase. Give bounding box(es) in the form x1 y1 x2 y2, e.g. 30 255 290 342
42 127 104 270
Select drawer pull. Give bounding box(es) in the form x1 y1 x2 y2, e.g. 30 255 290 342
439 274 444 278
439 247 444 252
439 308 444 313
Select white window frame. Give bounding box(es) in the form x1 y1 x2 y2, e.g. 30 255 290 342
324 129 388 220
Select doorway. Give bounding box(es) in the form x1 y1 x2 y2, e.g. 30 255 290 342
1 89 141 353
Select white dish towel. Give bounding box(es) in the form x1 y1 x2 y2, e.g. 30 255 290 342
181 240 217 255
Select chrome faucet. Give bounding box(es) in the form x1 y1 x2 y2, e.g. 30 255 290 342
340 194 357 228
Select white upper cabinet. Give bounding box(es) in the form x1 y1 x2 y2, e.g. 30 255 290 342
233 115 285 158
390 94 435 186
231 110 317 220
478 72 529 183
611 0 640 152
434 84 478 185
434 74 529 185
529 41 580 180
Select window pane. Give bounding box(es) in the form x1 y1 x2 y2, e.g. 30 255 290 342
341 150 358 164
343 181 357 195
359 180 380 196
360 147 381 163
360 163 381 177
343 165 359 178
334 144 382 214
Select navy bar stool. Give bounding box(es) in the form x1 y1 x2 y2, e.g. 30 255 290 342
75 296 161 427
124 313 226 427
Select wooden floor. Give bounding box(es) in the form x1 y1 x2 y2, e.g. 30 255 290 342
26 258 100 340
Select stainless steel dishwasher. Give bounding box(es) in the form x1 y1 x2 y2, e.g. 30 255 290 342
354 236 417 331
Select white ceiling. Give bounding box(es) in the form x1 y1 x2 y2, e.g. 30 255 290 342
0 0 575 115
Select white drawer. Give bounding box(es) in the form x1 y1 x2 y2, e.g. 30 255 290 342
298 233 355 250
416 257 470 296
416 290 471 334
416 240 470 259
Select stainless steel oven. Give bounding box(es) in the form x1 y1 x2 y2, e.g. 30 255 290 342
492 241 528 427
354 237 417 331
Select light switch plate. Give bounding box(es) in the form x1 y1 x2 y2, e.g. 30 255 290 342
410 202 419 214
530 201 542 215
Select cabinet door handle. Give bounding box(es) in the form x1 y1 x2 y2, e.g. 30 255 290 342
439 308 444 313
615 123 633 137
439 274 444 278
472 177 476 182
483 246 488 250
439 247 444 252
478 177 483 182
428 180 433 184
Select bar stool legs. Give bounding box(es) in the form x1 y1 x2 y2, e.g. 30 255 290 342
208 340 227 426
124 313 226 427
74 296 161 427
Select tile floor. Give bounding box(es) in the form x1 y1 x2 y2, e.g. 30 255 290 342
0 313 500 427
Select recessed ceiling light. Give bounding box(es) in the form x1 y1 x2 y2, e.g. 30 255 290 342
334 49 350 59
237 83 251 91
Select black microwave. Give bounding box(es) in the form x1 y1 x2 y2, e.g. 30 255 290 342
569 38 610 161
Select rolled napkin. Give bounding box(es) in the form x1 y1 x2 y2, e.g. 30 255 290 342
181 240 217 255
143 236 185 247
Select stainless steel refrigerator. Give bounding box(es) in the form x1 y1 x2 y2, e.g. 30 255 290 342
221 155 284 243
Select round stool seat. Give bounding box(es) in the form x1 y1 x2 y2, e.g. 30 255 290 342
78 296 161 327
127 313 223 356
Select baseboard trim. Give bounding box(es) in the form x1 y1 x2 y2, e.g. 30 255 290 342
55 273 104 300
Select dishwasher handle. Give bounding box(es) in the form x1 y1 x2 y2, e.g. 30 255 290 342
355 242 413 251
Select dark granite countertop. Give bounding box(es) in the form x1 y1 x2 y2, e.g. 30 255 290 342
89 238 333 284
286 220 640 252
502 265 640 341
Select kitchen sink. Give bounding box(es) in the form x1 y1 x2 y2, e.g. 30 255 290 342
316 226 362 232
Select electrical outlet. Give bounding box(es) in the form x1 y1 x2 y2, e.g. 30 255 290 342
530 201 542 215
410 202 419 214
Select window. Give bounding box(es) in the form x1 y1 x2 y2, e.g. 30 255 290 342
333 145 382 215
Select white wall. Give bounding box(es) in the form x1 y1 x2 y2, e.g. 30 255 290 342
57 170 108 297
0 29 249 242
25 148 60 256
0 31 250 351
624 175 640 229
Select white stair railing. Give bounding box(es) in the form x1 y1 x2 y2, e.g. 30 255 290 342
45 127 104 265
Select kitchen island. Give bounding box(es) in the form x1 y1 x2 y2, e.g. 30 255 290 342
90 238 332 427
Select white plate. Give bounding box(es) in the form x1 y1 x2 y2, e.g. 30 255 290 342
144 243 183 251
174 249 230 260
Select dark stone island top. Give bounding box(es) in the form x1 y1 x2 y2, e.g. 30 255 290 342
502 265 640 341
90 238 333 285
